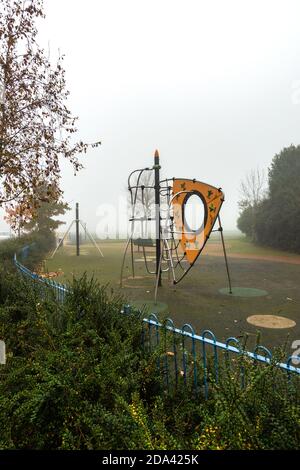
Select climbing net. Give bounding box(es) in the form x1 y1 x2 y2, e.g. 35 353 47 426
120 158 231 301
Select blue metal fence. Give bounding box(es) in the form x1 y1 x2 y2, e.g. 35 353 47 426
14 253 300 398
14 252 69 303
133 311 300 398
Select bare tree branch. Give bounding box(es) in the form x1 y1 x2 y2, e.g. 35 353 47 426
239 168 267 210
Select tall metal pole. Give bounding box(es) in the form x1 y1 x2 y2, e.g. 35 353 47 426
154 149 162 287
218 215 232 294
76 203 80 256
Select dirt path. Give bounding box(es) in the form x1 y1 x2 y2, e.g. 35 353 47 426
206 251 300 265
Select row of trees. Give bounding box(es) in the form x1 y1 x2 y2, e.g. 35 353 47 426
0 0 99 237
238 145 300 253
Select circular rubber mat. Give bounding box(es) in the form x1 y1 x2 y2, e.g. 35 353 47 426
219 287 268 297
131 300 168 314
247 315 296 329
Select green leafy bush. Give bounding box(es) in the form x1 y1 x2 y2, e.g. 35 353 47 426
0 239 299 449
0 232 55 272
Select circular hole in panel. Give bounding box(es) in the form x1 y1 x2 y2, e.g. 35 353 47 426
183 193 206 234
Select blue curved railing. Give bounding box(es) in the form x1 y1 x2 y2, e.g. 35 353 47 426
133 310 300 398
14 252 69 303
14 253 300 398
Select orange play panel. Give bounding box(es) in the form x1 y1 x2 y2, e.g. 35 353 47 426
172 179 224 265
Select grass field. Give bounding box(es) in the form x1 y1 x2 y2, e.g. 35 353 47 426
44 235 300 352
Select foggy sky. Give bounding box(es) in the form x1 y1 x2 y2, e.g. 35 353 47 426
1 0 300 235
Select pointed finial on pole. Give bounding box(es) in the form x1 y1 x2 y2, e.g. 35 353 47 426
154 149 160 168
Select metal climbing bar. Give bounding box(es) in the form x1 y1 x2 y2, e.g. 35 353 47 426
122 150 232 300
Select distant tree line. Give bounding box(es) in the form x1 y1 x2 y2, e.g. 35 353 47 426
237 145 300 253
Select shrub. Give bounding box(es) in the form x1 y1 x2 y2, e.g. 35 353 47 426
0 255 299 449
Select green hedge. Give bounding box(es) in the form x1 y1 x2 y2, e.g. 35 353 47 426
0 266 299 449
0 232 55 272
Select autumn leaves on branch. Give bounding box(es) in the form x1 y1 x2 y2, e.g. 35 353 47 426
0 0 100 230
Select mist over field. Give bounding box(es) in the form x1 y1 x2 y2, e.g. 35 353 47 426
2 0 300 235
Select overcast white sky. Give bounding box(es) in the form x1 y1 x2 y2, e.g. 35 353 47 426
1 0 300 235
